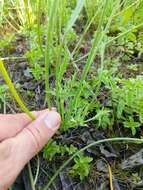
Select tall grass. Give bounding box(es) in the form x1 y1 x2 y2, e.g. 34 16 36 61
45 0 59 109
0 0 4 25
30 0 143 130
0 0 38 32
2 0 143 129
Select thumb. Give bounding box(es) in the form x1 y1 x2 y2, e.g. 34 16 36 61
14 110 61 165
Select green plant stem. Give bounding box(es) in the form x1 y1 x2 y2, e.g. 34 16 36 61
64 0 85 36
28 163 36 190
74 0 108 109
113 0 140 18
0 60 35 120
43 137 143 190
0 0 4 25
45 0 59 109
107 22 143 45
23 0 31 29
55 1 62 113
71 0 103 58
37 0 44 55
34 155 40 185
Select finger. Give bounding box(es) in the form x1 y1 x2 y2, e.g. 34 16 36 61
0 110 60 189
0 109 48 141
13 110 61 166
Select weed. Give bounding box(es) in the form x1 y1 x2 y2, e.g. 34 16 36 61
85 108 112 128
0 84 8 111
43 140 94 180
69 154 93 180
123 117 140 135
43 140 78 161
43 140 61 161
112 77 143 123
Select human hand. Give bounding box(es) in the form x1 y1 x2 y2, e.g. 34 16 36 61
0 109 61 190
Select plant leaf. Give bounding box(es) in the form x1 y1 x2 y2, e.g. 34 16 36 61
64 0 85 35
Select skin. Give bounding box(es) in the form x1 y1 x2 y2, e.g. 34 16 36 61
0 108 61 190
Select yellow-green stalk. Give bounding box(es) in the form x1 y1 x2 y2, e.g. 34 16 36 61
0 60 35 120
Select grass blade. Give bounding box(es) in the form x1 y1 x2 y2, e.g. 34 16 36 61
0 0 4 25
74 0 108 109
64 0 85 35
108 163 113 190
45 0 59 109
107 22 143 44
102 158 113 190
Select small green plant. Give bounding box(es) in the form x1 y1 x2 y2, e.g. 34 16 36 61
85 108 112 128
43 140 93 180
69 154 93 180
0 84 8 110
123 117 140 135
0 85 7 101
31 64 44 81
110 77 143 134
131 172 141 183
127 64 138 71
43 140 78 161
43 138 143 190
112 77 143 118
43 140 60 161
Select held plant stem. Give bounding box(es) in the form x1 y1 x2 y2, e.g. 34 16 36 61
0 60 35 120
44 137 143 190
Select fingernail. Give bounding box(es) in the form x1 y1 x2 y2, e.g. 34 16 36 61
44 111 61 131
51 107 57 111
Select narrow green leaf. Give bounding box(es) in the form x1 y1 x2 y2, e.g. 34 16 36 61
45 0 59 108
64 0 85 35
